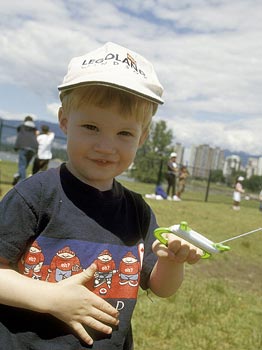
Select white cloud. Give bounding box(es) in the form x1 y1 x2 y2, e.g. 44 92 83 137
165 115 262 155
0 109 38 121
46 102 60 121
0 0 262 155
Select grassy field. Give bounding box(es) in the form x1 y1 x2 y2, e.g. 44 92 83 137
1 162 262 350
0 159 32 196
121 181 262 350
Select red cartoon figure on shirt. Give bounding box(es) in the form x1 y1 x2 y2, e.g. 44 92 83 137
119 251 140 287
48 246 82 282
21 241 45 280
93 249 117 291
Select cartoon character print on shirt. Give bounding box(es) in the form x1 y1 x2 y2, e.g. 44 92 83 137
93 249 117 295
119 251 140 287
20 241 45 280
90 247 143 299
19 237 144 302
47 246 82 282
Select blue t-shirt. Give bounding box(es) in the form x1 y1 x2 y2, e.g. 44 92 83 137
0 165 158 350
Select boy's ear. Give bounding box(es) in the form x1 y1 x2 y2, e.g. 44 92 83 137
58 107 68 135
139 129 149 147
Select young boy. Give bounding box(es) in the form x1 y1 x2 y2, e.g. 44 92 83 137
0 42 202 350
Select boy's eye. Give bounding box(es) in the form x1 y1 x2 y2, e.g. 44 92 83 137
83 124 98 132
119 131 133 136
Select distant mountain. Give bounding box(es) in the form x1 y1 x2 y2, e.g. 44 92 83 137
0 117 64 138
0 118 66 148
224 149 258 167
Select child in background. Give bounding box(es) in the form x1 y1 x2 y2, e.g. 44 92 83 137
175 165 190 201
232 176 245 210
0 42 202 350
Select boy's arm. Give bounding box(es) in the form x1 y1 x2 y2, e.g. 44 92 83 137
0 263 119 346
148 235 202 297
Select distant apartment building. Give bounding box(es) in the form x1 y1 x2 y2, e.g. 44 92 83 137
172 142 184 165
175 143 225 178
258 157 262 176
246 156 262 178
246 157 258 178
173 141 262 180
223 155 241 180
193 145 224 178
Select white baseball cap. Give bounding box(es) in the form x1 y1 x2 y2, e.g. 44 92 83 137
58 42 164 104
24 121 35 128
170 152 177 157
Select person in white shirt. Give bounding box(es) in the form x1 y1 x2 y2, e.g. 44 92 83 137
32 125 55 174
232 176 245 210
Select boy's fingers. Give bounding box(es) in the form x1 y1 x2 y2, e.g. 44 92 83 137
82 315 116 335
88 304 120 325
82 263 97 279
69 263 97 285
79 264 119 317
152 240 170 258
71 322 94 346
187 249 202 264
153 236 202 264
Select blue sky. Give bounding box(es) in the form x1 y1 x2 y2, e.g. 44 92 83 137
0 0 262 155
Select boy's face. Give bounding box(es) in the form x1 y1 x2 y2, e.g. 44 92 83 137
59 103 147 191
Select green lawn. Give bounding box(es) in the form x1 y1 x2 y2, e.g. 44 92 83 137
121 181 262 350
1 162 262 350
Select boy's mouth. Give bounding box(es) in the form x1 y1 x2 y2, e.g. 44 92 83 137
92 158 115 166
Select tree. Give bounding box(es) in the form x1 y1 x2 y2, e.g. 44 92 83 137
210 169 225 183
150 120 173 154
131 120 174 183
245 175 262 193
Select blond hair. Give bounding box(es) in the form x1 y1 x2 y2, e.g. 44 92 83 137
60 85 158 132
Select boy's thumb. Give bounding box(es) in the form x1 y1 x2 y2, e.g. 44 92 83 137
78 263 97 284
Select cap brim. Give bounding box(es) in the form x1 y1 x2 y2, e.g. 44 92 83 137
58 81 163 104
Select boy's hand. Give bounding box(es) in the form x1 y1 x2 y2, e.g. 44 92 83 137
152 233 202 264
49 264 119 345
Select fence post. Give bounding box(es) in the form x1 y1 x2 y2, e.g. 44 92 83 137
0 119 3 151
156 157 164 186
205 169 212 202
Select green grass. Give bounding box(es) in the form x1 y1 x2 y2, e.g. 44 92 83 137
120 181 262 350
0 159 33 196
1 162 262 350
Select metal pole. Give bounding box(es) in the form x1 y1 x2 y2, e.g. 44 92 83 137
156 157 163 186
205 169 212 202
0 119 3 151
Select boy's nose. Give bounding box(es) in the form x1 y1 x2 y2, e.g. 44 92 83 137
93 136 117 154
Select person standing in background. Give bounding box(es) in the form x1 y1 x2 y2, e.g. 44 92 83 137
13 116 38 184
175 165 190 201
232 176 245 210
32 125 55 174
166 152 178 200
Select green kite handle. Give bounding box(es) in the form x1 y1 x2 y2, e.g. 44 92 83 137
153 227 212 259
